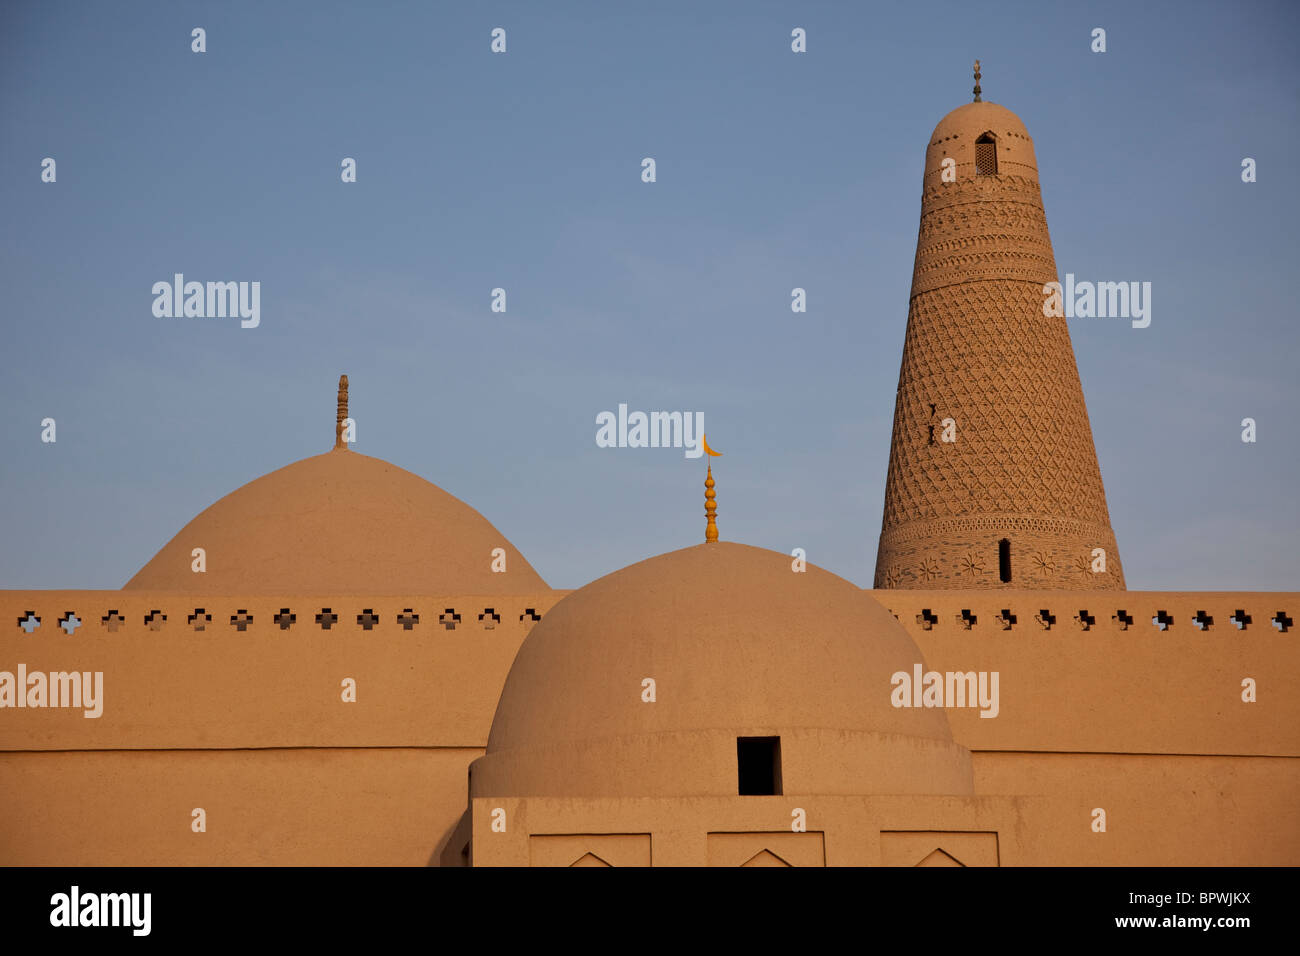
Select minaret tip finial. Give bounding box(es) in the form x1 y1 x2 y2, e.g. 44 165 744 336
973 59 982 102
704 463 718 543
334 374 349 450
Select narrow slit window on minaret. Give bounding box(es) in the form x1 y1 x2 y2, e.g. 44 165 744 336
975 132 998 176
999 538 1012 582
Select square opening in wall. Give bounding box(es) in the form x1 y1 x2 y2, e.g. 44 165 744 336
737 736 782 796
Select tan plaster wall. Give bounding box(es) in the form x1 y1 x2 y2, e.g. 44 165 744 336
972 753 1300 865
0 588 559 866
878 590 1298 756
0 591 563 750
0 747 478 866
2 587 1295 866
464 794 1033 866
462 759 1299 867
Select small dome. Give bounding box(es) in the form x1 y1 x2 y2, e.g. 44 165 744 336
923 100 1039 185
929 100 1030 145
125 449 547 594
472 542 972 798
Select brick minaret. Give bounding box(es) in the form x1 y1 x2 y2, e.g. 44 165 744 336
874 71 1125 590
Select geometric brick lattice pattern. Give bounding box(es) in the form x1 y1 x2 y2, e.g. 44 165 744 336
876 105 1125 591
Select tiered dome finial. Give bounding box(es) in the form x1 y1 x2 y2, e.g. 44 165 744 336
704 464 718 543
973 59 982 102
334 374 349 450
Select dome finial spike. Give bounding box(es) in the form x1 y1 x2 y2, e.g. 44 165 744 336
973 59 982 102
704 462 718 543
334 374 349 450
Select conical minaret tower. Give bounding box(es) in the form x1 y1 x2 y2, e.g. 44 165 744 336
875 65 1125 591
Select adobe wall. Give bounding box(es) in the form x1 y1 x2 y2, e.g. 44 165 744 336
879 588 1300 864
0 748 477 866
460 760 1300 865
0 589 565 865
2 587 1294 865
0 590 564 750
462 794 1036 866
974 752 1300 865
877 590 1298 756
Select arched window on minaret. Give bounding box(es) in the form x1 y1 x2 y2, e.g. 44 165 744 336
999 538 1012 582
975 132 998 176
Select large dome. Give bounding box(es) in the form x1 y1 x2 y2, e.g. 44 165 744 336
471 542 972 799
125 448 547 594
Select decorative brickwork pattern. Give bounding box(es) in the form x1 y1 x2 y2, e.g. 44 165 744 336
876 102 1125 591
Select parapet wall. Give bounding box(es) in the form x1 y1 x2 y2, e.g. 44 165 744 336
1 586 1295 865
0 590 566 751
2 588 1291 758
872 589 1298 756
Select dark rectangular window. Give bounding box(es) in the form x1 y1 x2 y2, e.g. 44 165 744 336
737 736 782 795
999 538 1012 583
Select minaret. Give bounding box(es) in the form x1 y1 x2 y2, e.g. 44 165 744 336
874 65 1125 590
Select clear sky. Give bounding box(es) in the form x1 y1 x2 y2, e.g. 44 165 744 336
1 0 1296 591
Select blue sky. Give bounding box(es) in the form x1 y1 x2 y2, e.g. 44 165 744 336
1 0 1297 591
